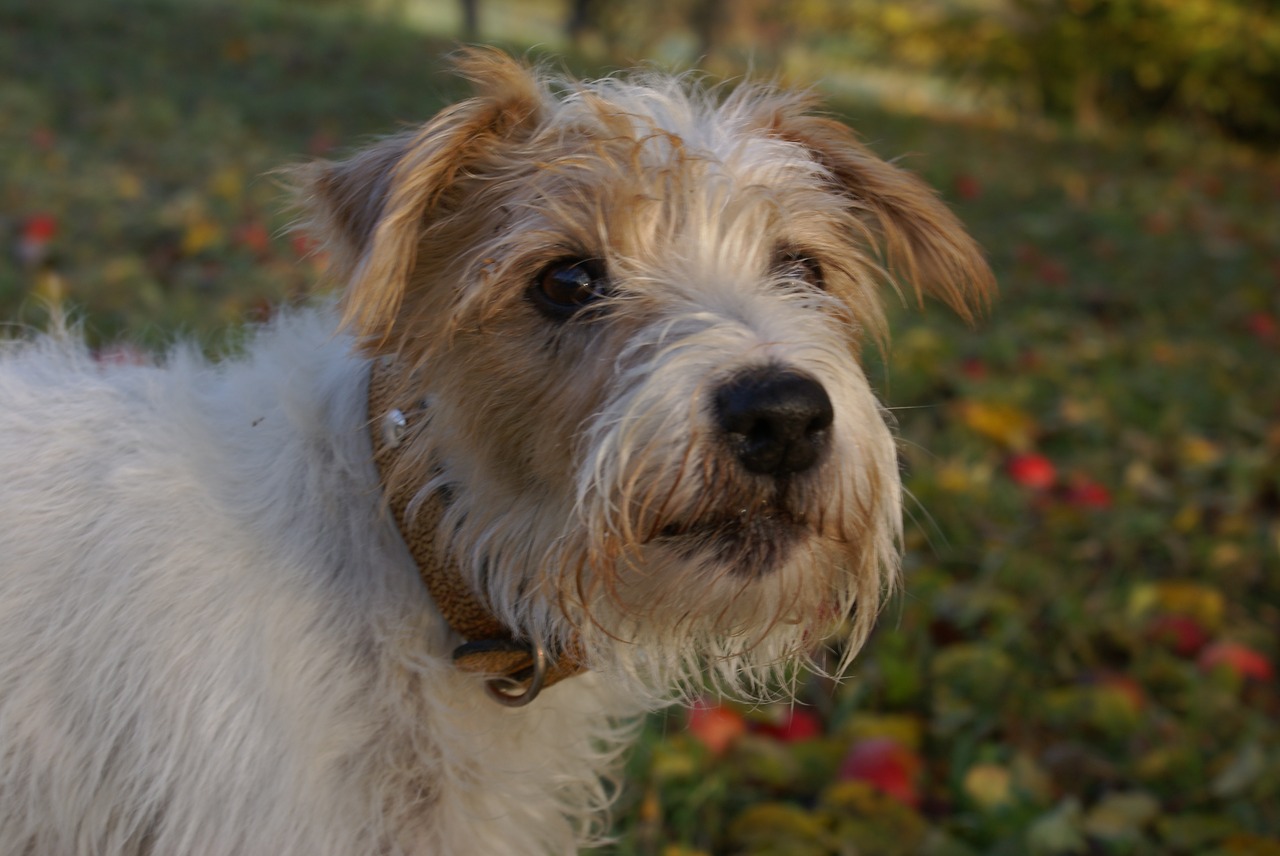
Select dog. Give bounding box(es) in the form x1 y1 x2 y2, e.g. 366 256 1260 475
0 49 991 854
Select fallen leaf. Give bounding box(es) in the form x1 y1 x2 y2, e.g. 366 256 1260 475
963 763 1013 810
838 737 923 808
1063 476 1111 509
728 802 830 856
1199 641 1273 682
958 401 1037 449
1027 798 1087 855
1007 453 1056 490
1180 435 1224 468
753 706 822 743
1082 791 1159 841
686 699 747 756
1145 614 1210 657
1211 741 1268 798
953 174 982 200
1127 582 1225 630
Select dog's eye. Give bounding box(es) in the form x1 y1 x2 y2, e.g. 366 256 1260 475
776 251 825 289
531 258 610 320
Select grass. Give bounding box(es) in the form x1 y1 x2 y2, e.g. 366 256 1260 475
2 1 1277 853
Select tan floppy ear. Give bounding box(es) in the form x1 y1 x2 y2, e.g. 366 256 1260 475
769 108 995 323
292 48 545 345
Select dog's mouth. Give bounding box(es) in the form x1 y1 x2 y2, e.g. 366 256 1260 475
655 498 808 576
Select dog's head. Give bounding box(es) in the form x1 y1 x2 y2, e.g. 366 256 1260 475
297 49 993 697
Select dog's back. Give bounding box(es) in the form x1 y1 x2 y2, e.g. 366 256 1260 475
0 316 370 852
0 313 621 855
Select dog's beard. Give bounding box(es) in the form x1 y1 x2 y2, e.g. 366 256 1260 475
556 465 895 701
535 322 900 701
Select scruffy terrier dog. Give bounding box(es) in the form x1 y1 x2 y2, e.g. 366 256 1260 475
0 50 991 854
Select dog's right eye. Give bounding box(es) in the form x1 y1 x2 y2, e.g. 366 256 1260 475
530 258 610 320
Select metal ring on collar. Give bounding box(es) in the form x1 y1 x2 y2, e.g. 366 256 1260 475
483 640 547 707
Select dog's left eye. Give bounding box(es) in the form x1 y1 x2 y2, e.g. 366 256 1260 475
776 251 825 289
531 258 610 320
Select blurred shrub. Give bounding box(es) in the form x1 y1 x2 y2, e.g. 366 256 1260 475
848 0 1280 142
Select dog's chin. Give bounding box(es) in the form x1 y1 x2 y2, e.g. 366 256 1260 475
655 505 808 578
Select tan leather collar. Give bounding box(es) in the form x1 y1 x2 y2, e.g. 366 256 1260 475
367 357 586 705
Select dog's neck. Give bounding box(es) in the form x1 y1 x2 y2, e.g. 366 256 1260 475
366 357 586 706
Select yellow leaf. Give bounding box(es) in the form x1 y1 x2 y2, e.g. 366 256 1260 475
1210 543 1243 569
899 326 944 360
1059 396 1103 426
649 738 699 781
1217 513 1249 537
102 256 143 286
115 171 144 200
222 37 250 63
208 166 245 202
33 270 66 304
963 763 1013 810
1172 504 1200 532
1180 435 1223 467
1150 340 1179 363
956 401 1036 450
640 787 661 824
1124 460 1169 500
842 714 923 750
1127 582 1224 629
1060 170 1088 204
1011 752 1053 803
1222 833 1280 855
728 802 830 855
936 461 973 493
1083 791 1160 840
182 220 221 255
661 844 710 856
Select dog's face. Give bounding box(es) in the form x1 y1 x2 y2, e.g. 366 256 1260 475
299 50 992 696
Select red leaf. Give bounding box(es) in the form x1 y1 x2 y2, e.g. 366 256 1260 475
1146 614 1210 658
755 708 822 743
959 356 987 380
236 221 272 256
1199 642 1273 682
1245 313 1278 343
308 130 338 156
291 234 317 258
1064 477 1112 509
1007 453 1056 490
22 213 58 243
1096 673 1147 713
953 174 982 200
30 126 56 151
839 737 922 807
686 699 747 755
1037 258 1069 286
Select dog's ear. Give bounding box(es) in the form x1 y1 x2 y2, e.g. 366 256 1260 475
764 104 995 323
294 48 545 344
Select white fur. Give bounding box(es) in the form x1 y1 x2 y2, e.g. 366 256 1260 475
0 313 626 855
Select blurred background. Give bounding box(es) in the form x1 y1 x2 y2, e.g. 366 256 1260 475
2 0 1278 853
404 0 1280 144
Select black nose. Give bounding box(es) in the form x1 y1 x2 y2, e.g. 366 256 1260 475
714 366 834 476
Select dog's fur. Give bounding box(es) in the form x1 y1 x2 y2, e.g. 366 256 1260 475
0 51 991 854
